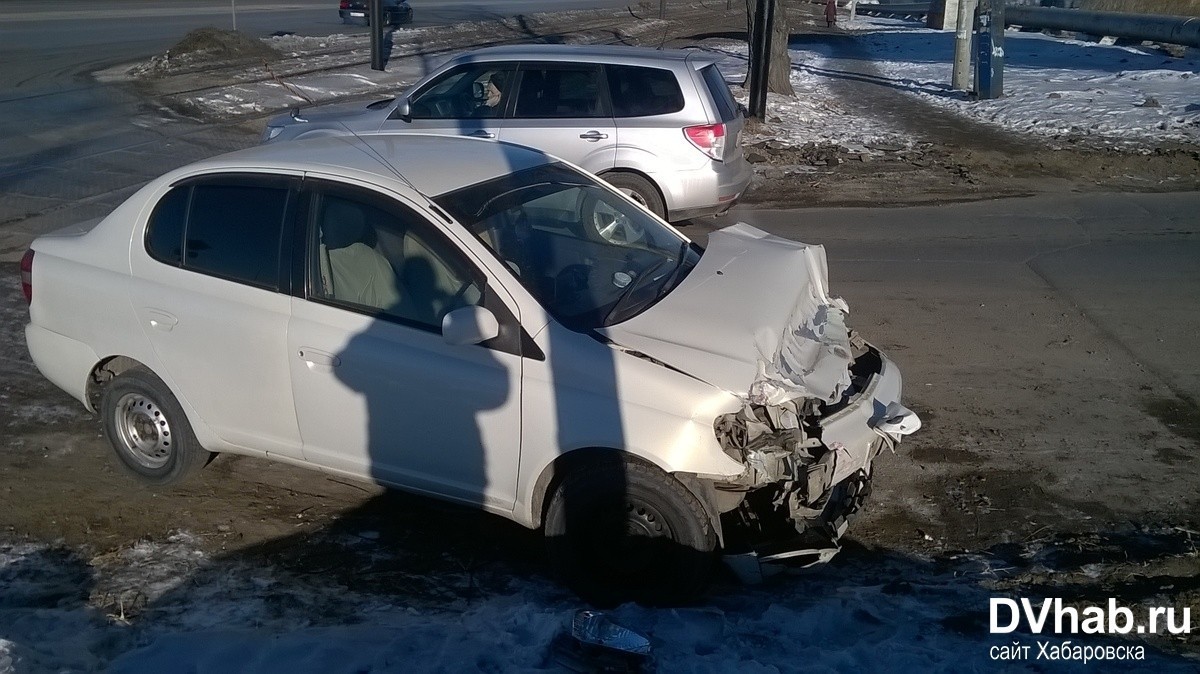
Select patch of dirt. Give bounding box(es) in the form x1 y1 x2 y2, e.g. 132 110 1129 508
132 28 281 77
743 141 1200 209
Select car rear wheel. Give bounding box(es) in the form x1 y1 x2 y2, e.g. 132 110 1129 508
544 458 716 606
602 172 666 221
100 367 209 485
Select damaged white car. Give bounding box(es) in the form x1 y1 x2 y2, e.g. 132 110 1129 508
22 134 918 604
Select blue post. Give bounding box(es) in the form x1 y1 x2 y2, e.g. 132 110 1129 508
974 0 1004 99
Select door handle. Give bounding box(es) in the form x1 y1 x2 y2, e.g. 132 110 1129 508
146 309 178 332
579 131 608 141
298 348 341 371
468 130 495 139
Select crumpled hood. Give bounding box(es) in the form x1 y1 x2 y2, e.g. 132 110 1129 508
599 224 854 405
265 98 394 129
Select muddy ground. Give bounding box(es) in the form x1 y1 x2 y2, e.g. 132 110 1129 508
2 0 1199 661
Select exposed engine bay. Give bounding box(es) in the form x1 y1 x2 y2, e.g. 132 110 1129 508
710 334 899 566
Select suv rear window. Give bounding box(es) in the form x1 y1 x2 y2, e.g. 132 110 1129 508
607 65 684 118
700 64 738 122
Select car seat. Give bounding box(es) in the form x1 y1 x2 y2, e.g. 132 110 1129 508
320 199 402 311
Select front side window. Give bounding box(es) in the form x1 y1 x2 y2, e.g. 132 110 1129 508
145 175 292 289
408 63 517 120
513 65 607 119
434 163 699 331
309 185 483 331
607 65 684 118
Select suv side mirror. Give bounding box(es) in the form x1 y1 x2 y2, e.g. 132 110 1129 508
392 98 412 122
442 306 499 346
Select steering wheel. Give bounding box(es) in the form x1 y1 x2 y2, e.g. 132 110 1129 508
553 264 592 307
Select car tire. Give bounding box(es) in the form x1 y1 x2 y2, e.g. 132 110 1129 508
602 172 666 221
544 458 716 606
100 367 210 486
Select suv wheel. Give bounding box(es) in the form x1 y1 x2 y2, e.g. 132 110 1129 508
602 172 666 221
544 459 716 606
100 367 209 485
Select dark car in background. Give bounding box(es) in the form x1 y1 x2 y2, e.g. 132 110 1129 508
339 0 413 26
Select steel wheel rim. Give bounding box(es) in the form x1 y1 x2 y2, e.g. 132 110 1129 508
113 393 173 470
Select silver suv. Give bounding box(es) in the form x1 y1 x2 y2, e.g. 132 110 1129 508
262 44 753 222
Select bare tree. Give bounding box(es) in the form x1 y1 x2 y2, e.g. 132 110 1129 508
745 0 795 97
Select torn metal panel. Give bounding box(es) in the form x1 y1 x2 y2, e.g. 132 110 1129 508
599 223 854 404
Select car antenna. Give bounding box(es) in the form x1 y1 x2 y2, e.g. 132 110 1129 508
336 123 423 196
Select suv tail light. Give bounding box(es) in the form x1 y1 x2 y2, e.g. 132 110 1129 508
339 1 351 9
20 249 34 305
684 123 726 161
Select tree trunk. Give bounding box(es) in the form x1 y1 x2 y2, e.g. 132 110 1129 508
745 0 795 97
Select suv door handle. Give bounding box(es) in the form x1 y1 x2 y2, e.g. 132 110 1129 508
298 348 341 371
579 131 608 141
467 130 495 139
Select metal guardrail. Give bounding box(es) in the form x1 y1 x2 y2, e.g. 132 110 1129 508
847 3 1199 49
853 3 932 19
1005 6 1200 48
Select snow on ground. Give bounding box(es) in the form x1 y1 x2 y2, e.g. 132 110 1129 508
2 532 1198 672
848 16 1200 145
152 15 1198 151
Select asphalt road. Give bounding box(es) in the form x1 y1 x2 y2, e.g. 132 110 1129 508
0 0 634 258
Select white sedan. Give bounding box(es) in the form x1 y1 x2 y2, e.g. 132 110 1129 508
22 134 919 604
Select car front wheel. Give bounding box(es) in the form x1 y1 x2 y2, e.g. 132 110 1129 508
100 367 209 485
544 458 716 606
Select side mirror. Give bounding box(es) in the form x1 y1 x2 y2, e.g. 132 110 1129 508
442 306 499 346
393 98 412 121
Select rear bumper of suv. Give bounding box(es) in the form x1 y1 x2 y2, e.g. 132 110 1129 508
656 155 753 222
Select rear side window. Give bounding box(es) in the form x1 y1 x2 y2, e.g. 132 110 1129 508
514 65 607 119
146 187 188 266
700 64 738 122
146 175 293 290
607 65 684 118
187 184 290 288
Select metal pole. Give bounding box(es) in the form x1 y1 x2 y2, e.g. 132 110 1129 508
231 0 237 31
849 0 857 23
748 0 771 119
952 0 977 91
660 0 666 19
369 0 385 71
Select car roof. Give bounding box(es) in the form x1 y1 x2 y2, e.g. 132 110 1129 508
180 134 557 197
452 43 720 67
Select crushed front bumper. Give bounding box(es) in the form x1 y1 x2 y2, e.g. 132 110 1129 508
714 345 920 580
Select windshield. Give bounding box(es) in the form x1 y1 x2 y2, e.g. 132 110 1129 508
434 163 700 331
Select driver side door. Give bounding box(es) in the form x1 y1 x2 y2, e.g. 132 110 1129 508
382 62 517 141
287 179 525 510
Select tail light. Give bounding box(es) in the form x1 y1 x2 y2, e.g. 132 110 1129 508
339 1 351 9
20 249 34 305
684 123 726 161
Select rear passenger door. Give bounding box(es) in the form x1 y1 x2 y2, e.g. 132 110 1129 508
131 173 303 459
499 63 616 174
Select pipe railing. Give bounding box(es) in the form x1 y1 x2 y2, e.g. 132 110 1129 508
1004 6 1200 48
